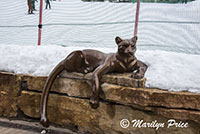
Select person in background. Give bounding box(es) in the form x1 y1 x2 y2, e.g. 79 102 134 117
45 0 51 9
31 0 38 11
182 0 188 4
27 0 33 14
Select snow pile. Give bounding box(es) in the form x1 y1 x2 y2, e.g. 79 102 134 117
0 45 200 93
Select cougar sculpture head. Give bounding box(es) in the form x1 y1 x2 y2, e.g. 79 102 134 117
115 36 138 57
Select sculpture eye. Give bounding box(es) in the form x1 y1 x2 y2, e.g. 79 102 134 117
120 45 127 49
124 44 129 48
119 45 123 49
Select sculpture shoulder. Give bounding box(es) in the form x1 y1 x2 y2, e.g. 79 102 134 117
82 49 106 55
103 53 118 66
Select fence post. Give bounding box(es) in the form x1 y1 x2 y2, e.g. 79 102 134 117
38 0 43 46
134 0 140 37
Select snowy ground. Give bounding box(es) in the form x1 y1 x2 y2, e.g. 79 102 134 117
0 45 200 93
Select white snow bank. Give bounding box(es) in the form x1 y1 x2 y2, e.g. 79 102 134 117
0 45 200 93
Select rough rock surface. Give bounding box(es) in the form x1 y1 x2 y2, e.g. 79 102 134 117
60 71 146 88
0 72 21 117
23 72 200 111
0 71 200 134
18 91 200 134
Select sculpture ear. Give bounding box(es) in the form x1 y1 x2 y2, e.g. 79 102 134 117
115 36 123 45
131 36 138 42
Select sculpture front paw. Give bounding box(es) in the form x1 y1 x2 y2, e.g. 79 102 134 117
40 117 49 127
131 72 144 79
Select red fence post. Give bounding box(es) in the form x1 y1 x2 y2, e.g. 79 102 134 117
38 0 43 46
134 0 140 37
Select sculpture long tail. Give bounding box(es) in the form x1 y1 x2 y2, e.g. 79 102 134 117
40 61 64 127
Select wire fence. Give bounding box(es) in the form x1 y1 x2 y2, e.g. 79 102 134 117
0 0 200 54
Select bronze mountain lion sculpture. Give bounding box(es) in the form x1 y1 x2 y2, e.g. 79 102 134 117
40 36 148 127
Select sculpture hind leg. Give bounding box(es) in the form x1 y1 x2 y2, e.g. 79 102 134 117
40 50 92 127
63 51 92 74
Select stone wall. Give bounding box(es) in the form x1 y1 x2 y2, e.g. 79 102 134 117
0 71 200 134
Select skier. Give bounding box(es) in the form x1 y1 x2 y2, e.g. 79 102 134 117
45 0 51 9
181 0 188 4
27 0 33 14
31 0 38 11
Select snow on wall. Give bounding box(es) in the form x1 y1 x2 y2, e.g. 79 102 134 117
0 45 200 93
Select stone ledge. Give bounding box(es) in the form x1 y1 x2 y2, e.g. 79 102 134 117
60 71 146 88
101 83 200 110
22 70 145 93
1 71 200 134
21 72 200 111
18 91 200 134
